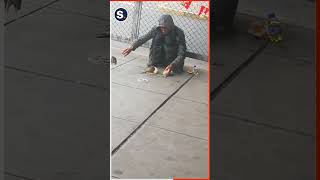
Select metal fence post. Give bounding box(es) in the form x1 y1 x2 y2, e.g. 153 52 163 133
131 2 143 41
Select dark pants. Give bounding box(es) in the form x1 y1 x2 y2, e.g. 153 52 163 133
147 34 184 73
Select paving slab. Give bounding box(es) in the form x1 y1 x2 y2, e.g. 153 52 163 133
5 8 108 88
212 114 315 180
175 69 208 104
112 117 139 150
112 63 192 95
112 126 208 179
146 97 208 140
213 53 315 135
111 83 167 123
5 69 108 180
51 0 107 20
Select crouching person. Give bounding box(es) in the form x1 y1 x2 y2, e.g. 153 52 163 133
122 14 187 75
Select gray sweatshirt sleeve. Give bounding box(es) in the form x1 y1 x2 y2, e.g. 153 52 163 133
171 29 187 66
131 27 157 51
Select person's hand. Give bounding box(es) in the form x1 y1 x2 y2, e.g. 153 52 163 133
122 47 133 57
163 64 173 77
164 64 173 72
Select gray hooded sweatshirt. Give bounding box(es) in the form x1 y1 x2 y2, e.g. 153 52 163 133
131 14 186 69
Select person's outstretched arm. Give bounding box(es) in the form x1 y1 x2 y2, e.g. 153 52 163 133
122 27 156 57
131 26 157 50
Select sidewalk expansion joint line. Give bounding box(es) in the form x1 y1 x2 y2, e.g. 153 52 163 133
4 171 36 180
5 0 61 26
4 65 107 91
112 115 208 141
147 125 208 141
210 41 269 101
111 74 195 156
173 96 208 105
112 82 168 96
214 112 315 138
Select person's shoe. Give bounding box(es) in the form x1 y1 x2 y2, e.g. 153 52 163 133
145 66 155 73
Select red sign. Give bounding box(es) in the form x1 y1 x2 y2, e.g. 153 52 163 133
181 1 209 17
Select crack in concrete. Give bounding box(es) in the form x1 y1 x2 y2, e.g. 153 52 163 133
111 74 195 156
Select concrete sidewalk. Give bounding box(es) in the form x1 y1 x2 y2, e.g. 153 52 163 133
111 41 209 179
4 0 108 180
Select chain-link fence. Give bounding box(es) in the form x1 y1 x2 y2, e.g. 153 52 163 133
111 1 209 61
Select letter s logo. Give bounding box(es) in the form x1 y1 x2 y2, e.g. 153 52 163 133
115 8 127 21
116 10 124 19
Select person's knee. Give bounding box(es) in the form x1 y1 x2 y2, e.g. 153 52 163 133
149 49 165 66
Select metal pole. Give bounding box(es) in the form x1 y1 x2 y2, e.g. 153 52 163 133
131 2 142 41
